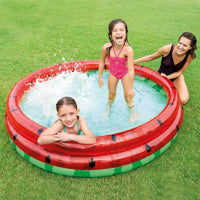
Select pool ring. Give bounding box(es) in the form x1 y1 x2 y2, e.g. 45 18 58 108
5 60 183 177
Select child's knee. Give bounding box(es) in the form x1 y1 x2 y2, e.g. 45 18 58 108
109 93 116 101
125 97 134 108
125 94 133 102
181 96 189 105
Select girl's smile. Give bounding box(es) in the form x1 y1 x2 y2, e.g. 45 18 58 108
111 22 126 46
57 104 80 128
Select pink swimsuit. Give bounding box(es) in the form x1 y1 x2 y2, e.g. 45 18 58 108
106 45 128 79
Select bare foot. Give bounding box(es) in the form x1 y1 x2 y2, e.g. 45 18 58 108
129 109 140 123
103 104 111 116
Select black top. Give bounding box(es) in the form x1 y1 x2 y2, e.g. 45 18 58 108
158 44 189 81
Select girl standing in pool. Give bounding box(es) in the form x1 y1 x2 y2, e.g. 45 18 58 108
37 97 96 145
134 32 197 104
98 19 135 121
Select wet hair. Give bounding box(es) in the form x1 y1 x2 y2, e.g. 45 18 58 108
108 19 128 43
56 97 77 112
178 32 197 59
107 19 129 56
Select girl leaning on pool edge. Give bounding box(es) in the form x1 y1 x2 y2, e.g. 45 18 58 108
37 97 96 145
135 32 197 105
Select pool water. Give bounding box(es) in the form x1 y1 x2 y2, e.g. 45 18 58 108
20 70 167 136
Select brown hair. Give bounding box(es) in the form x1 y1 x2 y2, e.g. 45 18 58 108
108 19 128 44
56 97 77 112
178 32 197 59
107 19 129 56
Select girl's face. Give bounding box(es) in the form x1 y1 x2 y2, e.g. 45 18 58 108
176 36 192 55
57 104 80 128
110 22 127 46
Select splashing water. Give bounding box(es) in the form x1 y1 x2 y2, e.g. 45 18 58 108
20 70 167 136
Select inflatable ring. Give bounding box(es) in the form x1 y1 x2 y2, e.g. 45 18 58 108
5 60 184 177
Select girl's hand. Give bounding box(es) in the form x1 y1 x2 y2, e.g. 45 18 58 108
54 131 71 142
98 78 104 88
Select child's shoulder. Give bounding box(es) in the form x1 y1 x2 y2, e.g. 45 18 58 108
78 116 85 123
77 116 86 129
124 44 133 55
124 43 133 50
102 42 112 49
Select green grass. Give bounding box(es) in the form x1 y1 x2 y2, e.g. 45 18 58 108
0 0 200 199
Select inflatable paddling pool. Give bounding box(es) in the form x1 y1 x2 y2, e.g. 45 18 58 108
5 60 184 177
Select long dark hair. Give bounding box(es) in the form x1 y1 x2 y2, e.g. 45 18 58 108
108 19 128 43
107 19 129 56
178 32 197 59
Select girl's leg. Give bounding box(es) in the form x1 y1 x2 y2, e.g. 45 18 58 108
121 74 137 122
173 74 189 105
121 74 134 108
105 73 119 115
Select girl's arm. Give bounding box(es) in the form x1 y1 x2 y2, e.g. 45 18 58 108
72 117 96 144
126 45 135 89
98 43 110 87
162 55 193 80
56 117 96 144
37 120 64 145
134 45 171 63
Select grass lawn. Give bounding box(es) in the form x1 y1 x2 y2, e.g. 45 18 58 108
0 0 200 199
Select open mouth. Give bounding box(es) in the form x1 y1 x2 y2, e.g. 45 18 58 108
66 121 73 126
116 36 122 39
116 36 123 43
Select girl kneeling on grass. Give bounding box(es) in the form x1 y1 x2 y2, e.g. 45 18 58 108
37 97 96 145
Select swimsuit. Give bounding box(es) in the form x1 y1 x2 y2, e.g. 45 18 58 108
64 121 81 135
158 44 189 81
106 45 128 79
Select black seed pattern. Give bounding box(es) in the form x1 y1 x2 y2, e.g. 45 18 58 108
45 155 51 163
37 128 44 135
145 144 151 152
111 135 117 141
11 108 18 112
157 119 162 125
89 158 95 168
13 133 18 140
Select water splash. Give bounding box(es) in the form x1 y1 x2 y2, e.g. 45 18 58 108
20 70 167 136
